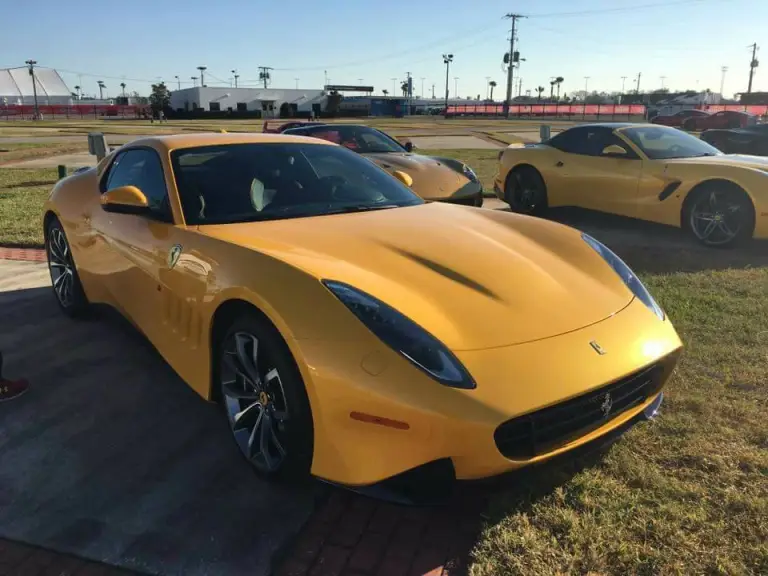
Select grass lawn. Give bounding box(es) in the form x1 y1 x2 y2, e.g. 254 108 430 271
0 168 56 247
472 264 768 575
0 142 88 165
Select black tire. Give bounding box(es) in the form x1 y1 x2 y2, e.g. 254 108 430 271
216 312 313 480
46 217 90 317
474 193 484 208
505 166 548 215
683 182 755 248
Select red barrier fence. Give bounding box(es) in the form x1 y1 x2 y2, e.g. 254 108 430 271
0 104 150 120
700 104 768 115
445 103 647 118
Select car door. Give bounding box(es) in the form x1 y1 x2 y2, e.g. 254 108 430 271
90 148 182 341
548 127 642 218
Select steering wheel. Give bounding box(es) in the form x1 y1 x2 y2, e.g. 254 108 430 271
318 175 348 198
667 144 686 155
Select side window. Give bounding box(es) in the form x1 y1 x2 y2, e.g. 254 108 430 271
105 149 171 220
548 128 589 153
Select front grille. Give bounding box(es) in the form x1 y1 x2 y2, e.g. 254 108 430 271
494 363 664 460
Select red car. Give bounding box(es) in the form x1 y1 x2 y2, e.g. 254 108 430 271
651 109 709 127
682 110 757 131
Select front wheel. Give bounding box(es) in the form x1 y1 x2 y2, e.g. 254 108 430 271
217 314 313 480
505 166 548 215
684 184 755 248
46 217 89 317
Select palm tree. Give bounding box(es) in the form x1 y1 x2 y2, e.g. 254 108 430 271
401 81 409 97
489 80 497 101
536 86 545 101
550 80 556 100
120 82 126 97
555 77 564 101
97 80 106 100
74 85 81 100
382 89 389 96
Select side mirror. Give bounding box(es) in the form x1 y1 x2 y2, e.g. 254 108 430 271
393 170 413 187
602 144 628 157
101 185 150 215
404 141 417 152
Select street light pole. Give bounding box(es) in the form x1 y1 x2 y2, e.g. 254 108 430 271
25 60 40 120
454 76 459 98
197 66 207 87
442 53 453 112
584 76 590 99
231 70 238 88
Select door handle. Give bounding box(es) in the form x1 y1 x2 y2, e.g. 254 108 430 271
555 161 564 167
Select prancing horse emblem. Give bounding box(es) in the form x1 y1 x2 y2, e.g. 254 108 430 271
168 244 182 269
590 340 606 355
600 393 613 417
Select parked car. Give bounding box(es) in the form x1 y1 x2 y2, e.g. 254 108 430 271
650 109 710 127
700 123 768 156
262 120 322 134
43 132 682 488
283 123 484 206
682 110 757 131
494 123 768 247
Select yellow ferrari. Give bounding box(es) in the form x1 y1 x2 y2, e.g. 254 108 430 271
494 123 768 247
43 133 682 489
282 123 484 206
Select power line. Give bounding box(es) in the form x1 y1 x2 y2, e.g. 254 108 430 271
528 0 715 18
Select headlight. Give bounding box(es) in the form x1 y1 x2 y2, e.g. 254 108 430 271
323 281 476 389
462 164 478 182
582 234 665 320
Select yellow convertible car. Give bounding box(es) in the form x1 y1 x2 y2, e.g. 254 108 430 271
282 123 484 207
43 133 682 489
494 123 768 247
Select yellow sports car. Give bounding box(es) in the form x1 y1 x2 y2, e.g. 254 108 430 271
43 133 682 489
494 123 768 247
282 123 484 206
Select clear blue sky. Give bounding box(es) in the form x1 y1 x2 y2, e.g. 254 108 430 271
1 0 765 100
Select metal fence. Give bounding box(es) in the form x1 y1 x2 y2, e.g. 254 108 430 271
0 104 150 120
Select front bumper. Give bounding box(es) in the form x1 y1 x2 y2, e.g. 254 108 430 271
438 180 483 205
298 297 682 487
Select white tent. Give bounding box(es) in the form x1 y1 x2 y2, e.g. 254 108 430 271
0 67 73 106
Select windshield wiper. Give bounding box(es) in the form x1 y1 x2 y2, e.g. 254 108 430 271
329 204 401 214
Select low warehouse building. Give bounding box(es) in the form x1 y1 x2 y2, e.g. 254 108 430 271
169 86 327 116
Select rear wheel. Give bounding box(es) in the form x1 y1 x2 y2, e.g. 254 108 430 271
46 217 89 317
474 193 484 208
505 166 548 215
217 313 313 480
684 183 755 248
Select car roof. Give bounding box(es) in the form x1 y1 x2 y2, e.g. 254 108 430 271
123 132 334 151
559 122 649 131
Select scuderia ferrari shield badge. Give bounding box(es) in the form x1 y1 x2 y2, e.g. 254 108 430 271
168 244 182 269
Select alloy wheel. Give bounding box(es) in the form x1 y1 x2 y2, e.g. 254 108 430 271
514 172 542 213
220 331 290 473
689 190 745 246
47 227 76 308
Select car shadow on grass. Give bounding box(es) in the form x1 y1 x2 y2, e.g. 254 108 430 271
543 207 768 275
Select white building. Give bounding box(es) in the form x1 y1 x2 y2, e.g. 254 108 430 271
0 67 72 106
169 86 327 116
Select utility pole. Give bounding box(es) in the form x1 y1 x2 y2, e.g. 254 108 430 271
720 66 728 99
391 77 397 94
660 76 667 90
197 66 207 87
406 72 412 98
485 76 491 99
442 53 454 112
454 76 459 98
324 70 328 88
258 66 273 89
420 77 426 98
636 72 642 94
232 70 239 88
747 43 759 94
174 75 180 90
517 77 523 97
503 13 525 117
431 84 435 99
25 60 40 120
621 76 627 93
584 76 590 99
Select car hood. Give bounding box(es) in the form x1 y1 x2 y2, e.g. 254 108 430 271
200 203 633 351
666 154 768 170
364 153 470 200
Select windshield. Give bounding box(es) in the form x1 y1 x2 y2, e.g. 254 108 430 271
296 125 407 154
622 126 722 159
171 143 423 225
